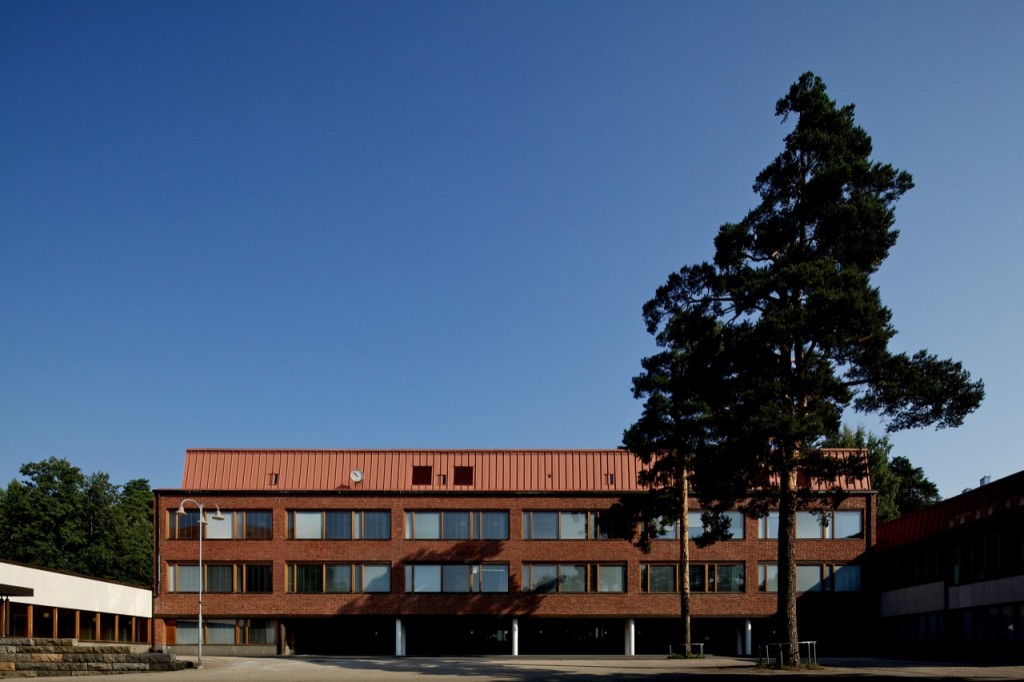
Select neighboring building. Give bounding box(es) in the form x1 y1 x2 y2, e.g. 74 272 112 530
152 449 874 657
874 470 1024 660
0 559 151 645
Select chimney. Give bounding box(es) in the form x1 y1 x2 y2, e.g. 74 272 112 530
980 475 991 486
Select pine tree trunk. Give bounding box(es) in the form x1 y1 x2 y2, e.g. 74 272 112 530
679 473 692 654
777 468 800 665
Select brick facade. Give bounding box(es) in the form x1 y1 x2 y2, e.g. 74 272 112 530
153 450 874 656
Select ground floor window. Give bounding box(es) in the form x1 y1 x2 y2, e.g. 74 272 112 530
173 618 277 645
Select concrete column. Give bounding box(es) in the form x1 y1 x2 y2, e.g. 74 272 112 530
395 618 406 657
511 618 519 656
625 619 635 656
744 619 753 656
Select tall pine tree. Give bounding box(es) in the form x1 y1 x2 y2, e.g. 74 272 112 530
629 73 983 664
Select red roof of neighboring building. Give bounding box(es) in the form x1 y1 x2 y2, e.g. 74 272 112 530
177 448 873 494
876 469 1024 549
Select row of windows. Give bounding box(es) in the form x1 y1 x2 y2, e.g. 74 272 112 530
175 619 275 645
168 508 863 543
523 563 626 593
521 511 622 540
758 511 863 539
404 511 509 540
286 563 391 593
757 563 862 592
167 561 861 594
405 563 509 592
288 511 391 540
638 563 861 593
167 563 272 593
639 563 746 593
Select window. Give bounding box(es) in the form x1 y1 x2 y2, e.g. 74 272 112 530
206 620 235 645
206 565 234 593
169 563 271 593
651 511 745 540
412 466 432 485
758 563 779 592
640 564 678 593
832 511 864 539
405 511 509 540
523 564 626 593
243 564 272 593
522 511 624 540
758 562 861 592
758 512 780 539
758 510 863 539
797 564 824 591
287 563 391 593
405 564 509 593
170 510 200 540
168 565 200 592
288 511 391 540
453 466 474 486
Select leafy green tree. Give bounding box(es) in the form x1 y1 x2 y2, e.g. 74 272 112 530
630 72 983 664
0 458 153 587
824 425 941 522
888 455 941 515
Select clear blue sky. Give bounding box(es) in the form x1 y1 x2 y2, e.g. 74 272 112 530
2 2 1021 498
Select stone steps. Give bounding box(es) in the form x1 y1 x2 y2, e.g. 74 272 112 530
0 638 186 677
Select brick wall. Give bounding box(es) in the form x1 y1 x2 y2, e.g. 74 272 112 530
153 490 873 646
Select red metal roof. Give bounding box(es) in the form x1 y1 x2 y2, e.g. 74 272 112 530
178 448 872 494
876 469 1024 549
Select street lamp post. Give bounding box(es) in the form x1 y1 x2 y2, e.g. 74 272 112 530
175 499 223 669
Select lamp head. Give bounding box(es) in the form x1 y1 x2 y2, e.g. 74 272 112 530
175 503 187 516
210 504 224 521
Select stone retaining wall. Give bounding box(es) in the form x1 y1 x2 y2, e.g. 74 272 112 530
0 638 185 677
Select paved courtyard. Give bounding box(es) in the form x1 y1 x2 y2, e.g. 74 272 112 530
37 655 1024 681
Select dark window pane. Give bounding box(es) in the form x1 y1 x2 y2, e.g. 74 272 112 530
689 565 706 592
363 511 391 539
529 564 558 592
206 565 233 593
442 565 471 592
480 565 508 592
559 565 587 592
443 512 470 540
649 565 676 593
296 565 323 593
716 564 744 592
325 511 353 539
326 564 353 593
480 511 509 540
245 565 272 593
245 511 273 539
176 510 200 540
529 512 558 539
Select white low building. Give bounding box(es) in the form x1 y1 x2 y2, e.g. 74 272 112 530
0 560 151 645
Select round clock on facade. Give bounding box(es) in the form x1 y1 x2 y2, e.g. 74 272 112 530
350 469 363 483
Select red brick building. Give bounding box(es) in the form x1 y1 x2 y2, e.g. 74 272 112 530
152 449 874 656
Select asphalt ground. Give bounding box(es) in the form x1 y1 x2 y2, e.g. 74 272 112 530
39 655 1024 681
